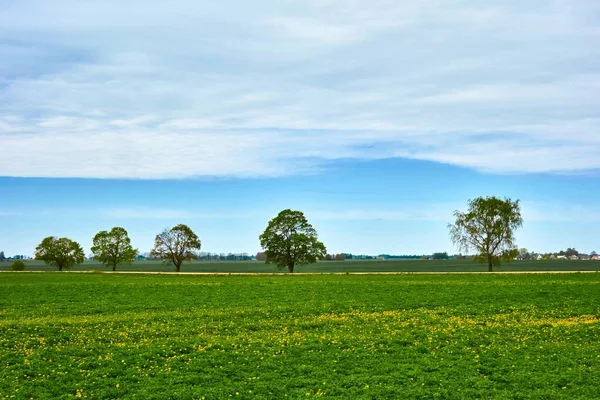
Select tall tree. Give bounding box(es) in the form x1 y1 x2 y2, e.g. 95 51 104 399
0 251 5 262
91 227 138 271
259 209 326 273
150 224 201 272
448 197 522 272
34 236 85 271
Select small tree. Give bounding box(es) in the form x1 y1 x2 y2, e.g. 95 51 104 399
11 260 26 271
259 209 326 273
150 224 201 272
91 227 138 271
34 236 85 271
0 251 6 262
448 197 522 272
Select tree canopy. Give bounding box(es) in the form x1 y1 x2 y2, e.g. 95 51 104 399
448 197 522 272
0 251 5 262
34 236 85 271
91 227 138 271
150 224 201 272
259 209 327 273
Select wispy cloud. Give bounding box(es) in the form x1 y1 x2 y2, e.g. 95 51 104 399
521 201 600 223
103 208 259 220
103 206 454 222
309 209 450 222
1 0 599 178
0 211 22 217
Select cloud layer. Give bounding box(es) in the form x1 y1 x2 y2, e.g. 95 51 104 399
1 0 599 178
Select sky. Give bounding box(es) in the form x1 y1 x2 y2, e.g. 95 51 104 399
1 0 599 256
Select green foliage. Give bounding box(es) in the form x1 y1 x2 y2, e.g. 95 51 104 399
561 248 579 257
10 260 25 271
449 197 523 271
1 273 600 398
91 227 138 271
34 236 85 271
259 209 327 272
150 224 201 272
0 251 6 262
432 252 449 260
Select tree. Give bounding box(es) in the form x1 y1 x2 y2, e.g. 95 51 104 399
259 209 326 273
565 248 579 257
150 224 201 272
34 236 85 271
255 252 267 261
518 248 528 259
11 260 25 271
448 197 522 272
432 252 449 260
0 251 5 262
91 227 138 271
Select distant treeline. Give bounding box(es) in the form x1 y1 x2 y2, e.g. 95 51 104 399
135 252 255 261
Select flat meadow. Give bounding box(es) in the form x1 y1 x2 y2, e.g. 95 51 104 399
1 273 599 399
3 258 599 273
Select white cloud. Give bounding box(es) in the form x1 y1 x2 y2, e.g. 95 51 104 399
0 0 599 178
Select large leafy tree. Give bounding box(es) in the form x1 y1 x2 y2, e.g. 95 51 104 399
91 227 138 271
34 236 85 271
449 197 522 272
259 209 327 273
150 224 201 272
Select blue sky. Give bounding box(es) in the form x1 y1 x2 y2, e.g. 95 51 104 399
1 0 599 256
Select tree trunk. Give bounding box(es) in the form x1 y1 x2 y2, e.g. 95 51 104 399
288 262 295 273
487 255 493 272
59 265 63 272
176 263 181 272
112 266 116 272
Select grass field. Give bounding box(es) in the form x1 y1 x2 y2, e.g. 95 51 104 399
2 258 600 273
1 273 600 399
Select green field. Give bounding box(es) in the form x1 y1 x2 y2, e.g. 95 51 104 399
2 258 599 273
1 273 600 399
